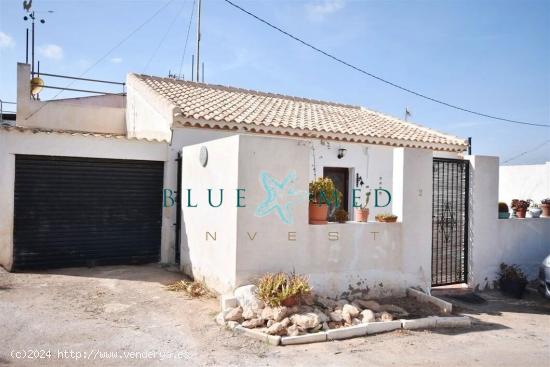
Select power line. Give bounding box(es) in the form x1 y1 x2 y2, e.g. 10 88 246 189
223 0 550 128
25 0 176 120
502 140 550 164
178 0 196 78
143 0 187 73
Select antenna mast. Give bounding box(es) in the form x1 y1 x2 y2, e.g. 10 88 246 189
195 0 202 82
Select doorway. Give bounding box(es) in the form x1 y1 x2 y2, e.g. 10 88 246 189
323 167 349 221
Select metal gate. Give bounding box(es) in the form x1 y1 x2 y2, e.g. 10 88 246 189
432 158 469 286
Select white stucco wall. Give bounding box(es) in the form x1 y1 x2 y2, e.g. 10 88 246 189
467 155 550 289
0 129 167 270
16 64 126 135
178 134 435 297
179 136 240 293
499 162 550 204
309 140 394 218
393 148 433 293
467 155 500 289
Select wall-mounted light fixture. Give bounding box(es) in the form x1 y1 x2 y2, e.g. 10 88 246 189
337 148 347 159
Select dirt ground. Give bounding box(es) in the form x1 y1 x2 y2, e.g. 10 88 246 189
1 265 549 367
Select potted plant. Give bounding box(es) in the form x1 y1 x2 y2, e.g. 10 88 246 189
498 263 527 299
528 201 542 218
355 191 371 222
541 198 550 218
375 213 398 223
309 177 340 225
256 272 311 307
511 199 529 219
498 202 510 219
334 208 348 223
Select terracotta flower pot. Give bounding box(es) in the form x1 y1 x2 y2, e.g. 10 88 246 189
309 203 328 224
355 208 369 222
516 209 527 218
542 204 550 218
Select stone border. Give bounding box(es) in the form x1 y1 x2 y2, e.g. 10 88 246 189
406 287 453 314
222 289 467 346
229 316 471 346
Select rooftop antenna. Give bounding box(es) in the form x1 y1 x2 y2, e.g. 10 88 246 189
404 107 412 121
22 1 53 74
195 0 201 83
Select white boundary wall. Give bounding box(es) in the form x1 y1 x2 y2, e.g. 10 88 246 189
468 155 550 289
499 162 550 204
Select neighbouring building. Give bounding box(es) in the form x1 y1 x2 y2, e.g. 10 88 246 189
0 63 548 297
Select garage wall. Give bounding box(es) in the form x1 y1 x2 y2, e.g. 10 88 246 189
0 128 167 270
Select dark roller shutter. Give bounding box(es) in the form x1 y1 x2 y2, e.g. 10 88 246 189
13 155 164 270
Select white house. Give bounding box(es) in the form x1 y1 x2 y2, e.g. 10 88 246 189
0 63 547 298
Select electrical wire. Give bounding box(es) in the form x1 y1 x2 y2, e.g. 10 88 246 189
178 0 196 78
502 140 550 164
223 0 550 128
25 0 176 120
143 0 188 73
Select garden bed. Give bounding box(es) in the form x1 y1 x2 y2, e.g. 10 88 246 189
216 286 468 346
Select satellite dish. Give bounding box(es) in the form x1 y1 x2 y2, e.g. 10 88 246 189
30 77 44 95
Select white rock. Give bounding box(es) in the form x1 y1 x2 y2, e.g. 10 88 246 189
316 296 338 310
261 306 274 321
266 319 274 327
361 309 376 323
336 299 348 307
215 310 229 326
272 306 288 322
329 310 344 322
314 308 330 323
224 306 243 322
355 300 381 312
379 304 409 316
234 285 265 310
220 295 238 311
241 318 264 329
352 318 362 325
290 313 320 329
226 321 239 330
322 321 330 331
287 324 300 337
379 311 393 322
266 322 286 335
343 304 360 317
242 306 256 320
281 317 291 328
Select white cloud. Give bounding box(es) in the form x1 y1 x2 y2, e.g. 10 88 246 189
38 44 63 60
110 57 123 64
305 0 345 21
0 31 15 49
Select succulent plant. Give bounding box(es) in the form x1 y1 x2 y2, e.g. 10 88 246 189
334 208 348 223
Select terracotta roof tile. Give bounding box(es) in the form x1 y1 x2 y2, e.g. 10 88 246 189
131 74 468 151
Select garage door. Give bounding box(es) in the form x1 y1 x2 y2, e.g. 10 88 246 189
13 155 164 270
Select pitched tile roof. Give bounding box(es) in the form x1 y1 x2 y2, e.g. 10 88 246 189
130 74 468 152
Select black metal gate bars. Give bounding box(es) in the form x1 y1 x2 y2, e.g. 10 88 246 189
432 158 469 286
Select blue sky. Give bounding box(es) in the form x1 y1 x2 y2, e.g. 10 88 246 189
1 0 549 164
